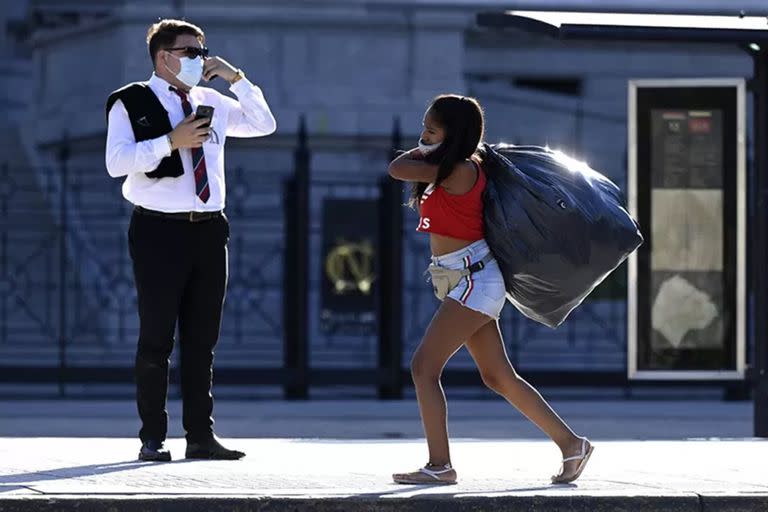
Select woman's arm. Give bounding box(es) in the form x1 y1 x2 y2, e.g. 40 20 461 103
387 148 439 182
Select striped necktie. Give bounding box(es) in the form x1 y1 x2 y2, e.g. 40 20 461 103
170 87 210 203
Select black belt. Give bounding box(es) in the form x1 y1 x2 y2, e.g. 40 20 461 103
134 206 222 223
466 253 494 273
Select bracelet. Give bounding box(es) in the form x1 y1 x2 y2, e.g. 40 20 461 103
166 134 174 150
230 68 245 84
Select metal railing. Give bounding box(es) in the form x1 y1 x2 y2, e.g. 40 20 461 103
0 120 630 397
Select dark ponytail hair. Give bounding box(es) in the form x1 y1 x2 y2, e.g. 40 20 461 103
409 94 485 208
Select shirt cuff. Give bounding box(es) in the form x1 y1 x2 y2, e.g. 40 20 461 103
152 134 172 159
229 75 258 96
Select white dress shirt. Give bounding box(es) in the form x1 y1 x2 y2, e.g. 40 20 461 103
105 73 276 212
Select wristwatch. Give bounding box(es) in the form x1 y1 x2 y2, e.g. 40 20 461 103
230 68 245 84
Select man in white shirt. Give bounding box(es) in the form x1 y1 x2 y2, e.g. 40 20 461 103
105 19 276 462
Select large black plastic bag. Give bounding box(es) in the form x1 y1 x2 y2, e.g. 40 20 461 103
480 143 643 328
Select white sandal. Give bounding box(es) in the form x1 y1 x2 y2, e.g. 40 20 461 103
552 438 594 484
393 463 457 485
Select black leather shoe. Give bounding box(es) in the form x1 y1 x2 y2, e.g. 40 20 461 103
185 437 245 460
138 440 171 462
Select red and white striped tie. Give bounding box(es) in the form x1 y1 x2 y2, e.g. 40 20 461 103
170 87 210 203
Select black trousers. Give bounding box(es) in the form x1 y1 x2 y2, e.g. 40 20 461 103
128 209 229 443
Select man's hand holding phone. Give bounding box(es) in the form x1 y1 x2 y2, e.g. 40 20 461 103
168 106 214 150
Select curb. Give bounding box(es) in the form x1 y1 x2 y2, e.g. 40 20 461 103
2 495 767 512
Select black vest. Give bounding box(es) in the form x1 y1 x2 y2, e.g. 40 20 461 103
106 82 183 179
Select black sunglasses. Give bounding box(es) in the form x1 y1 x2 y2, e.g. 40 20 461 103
165 46 209 59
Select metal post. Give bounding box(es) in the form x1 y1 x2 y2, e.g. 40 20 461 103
0 164 7 353
753 49 768 437
58 133 70 398
282 176 295 395
377 117 404 399
283 115 310 399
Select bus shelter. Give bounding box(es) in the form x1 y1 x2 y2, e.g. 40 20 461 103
476 8 768 436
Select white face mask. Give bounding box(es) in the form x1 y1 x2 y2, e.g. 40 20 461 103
166 54 203 88
418 139 442 155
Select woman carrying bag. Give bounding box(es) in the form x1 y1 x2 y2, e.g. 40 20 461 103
387 94 593 486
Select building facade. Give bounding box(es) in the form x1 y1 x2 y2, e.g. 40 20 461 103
0 0 756 385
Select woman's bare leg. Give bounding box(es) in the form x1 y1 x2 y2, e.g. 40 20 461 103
465 321 591 481
393 298 490 482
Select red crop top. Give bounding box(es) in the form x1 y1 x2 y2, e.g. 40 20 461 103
416 161 486 241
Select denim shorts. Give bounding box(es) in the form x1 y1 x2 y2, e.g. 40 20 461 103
428 239 506 319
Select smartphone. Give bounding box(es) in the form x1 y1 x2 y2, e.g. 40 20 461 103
195 105 215 127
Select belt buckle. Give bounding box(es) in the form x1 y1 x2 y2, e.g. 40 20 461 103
189 211 212 223
189 211 217 222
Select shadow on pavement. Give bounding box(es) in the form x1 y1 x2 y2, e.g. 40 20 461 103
0 459 196 490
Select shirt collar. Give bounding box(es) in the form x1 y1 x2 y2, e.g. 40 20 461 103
149 73 187 99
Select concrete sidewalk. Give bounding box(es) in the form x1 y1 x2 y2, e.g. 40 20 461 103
0 399 765 510
1 437 766 511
